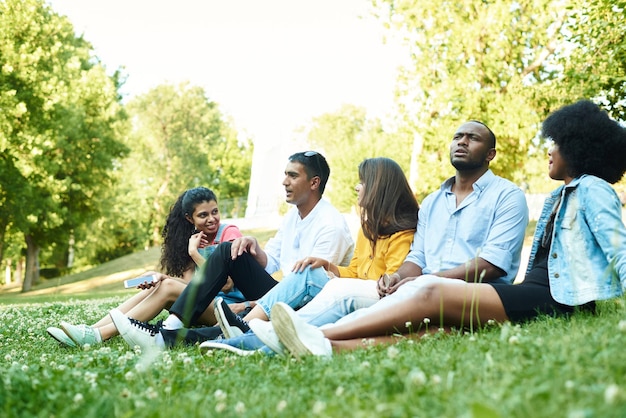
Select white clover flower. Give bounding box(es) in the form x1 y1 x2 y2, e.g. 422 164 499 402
235 401 246 414
618 320 626 332
183 357 192 365
125 371 135 381
21 365 29 372
313 401 326 415
82 343 91 351
145 387 158 400
605 384 620 405
387 345 400 359
405 321 412 329
406 368 427 386
335 386 344 396
423 318 431 325
277 400 287 412
431 374 442 385
4 354 11 361
487 319 496 326
215 403 226 413
73 393 84 404
214 389 227 401
120 388 131 398
360 361 371 368
564 380 575 390
508 335 519 344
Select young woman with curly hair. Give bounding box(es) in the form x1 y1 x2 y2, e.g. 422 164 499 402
47 187 246 347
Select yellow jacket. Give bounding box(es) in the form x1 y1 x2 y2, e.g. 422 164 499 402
336 228 415 280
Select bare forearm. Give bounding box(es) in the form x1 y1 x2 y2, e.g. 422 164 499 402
434 257 504 282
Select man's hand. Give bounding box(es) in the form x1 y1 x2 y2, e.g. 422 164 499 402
377 273 416 297
230 236 260 259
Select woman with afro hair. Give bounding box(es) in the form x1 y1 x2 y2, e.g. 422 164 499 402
267 99 626 357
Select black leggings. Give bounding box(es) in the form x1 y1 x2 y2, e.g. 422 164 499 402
169 242 279 326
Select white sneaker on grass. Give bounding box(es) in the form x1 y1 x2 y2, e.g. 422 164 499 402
60 322 101 347
47 326 77 348
248 318 286 357
109 309 162 352
270 302 332 358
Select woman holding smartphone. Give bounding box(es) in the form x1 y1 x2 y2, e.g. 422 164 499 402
47 187 247 347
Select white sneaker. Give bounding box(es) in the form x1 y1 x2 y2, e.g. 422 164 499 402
270 302 332 358
109 309 162 352
199 341 257 356
47 326 77 348
248 318 286 356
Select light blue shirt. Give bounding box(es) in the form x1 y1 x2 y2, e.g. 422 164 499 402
404 170 528 284
529 175 626 305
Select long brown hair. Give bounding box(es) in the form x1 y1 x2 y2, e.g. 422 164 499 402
358 158 419 251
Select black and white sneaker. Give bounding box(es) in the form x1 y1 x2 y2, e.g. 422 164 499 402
110 309 163 352
214 297 250 338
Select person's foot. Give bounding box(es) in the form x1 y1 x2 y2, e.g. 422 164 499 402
270 302 332 358
60 322 101 347
109 309 163 352
47 326 77 348
248 318 286 356
214 297 250 338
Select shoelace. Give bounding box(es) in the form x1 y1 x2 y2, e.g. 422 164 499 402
129 318 163 336
222 301 249 331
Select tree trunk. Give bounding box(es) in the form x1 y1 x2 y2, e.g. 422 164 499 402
22 234 40 292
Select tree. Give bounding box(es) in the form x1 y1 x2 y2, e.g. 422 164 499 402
371 0 626 201
0 0 128 291
305 104 412 212
110 82 253 251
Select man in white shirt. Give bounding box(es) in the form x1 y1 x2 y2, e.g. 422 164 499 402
111 151 354 350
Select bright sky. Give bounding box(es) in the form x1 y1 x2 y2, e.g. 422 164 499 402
47 0 406 146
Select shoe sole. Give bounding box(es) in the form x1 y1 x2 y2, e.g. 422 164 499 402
214 298 243 339
47 327 77 348
271 303 313 359
199 341 256 356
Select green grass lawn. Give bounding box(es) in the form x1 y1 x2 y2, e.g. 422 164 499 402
2 226 626 417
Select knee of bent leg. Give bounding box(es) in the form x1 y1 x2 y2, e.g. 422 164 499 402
158 278 186 301
411 277 445 306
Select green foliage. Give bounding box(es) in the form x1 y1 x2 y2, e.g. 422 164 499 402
1 296 626 417
80 82 253 263
306 104 413 212
0 0 129 289
366 0 625 198
563 0 626 120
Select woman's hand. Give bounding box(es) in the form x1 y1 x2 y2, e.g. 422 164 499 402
188 231 209 255
136 272 166 289
291 257 329 273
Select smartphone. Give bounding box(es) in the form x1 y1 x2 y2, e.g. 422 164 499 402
123 274 157 289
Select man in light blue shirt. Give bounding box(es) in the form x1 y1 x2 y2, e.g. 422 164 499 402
271 121 527 329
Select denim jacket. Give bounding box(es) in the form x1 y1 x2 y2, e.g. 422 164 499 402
527 175 626 305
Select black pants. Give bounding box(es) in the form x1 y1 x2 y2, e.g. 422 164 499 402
169 241 278 326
